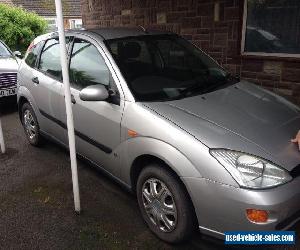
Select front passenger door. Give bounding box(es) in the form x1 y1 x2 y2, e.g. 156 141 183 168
62 38 124 177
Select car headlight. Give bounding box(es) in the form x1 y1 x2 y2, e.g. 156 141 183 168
210 149 292 189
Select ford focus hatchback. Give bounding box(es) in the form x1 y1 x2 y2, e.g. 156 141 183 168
17 28 300 243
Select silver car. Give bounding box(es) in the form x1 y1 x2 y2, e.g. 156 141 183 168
0 40 20 101
17 28 300 243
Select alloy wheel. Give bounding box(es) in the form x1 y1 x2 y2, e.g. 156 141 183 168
142 178 177 233
23 109 37 140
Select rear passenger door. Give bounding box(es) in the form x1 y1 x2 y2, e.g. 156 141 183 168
34 38 72 143
61 37 124 177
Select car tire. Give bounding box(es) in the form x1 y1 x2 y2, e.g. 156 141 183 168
21 103 43 146
137 163 197 243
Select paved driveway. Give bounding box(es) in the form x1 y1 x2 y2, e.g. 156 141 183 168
0 103 299 250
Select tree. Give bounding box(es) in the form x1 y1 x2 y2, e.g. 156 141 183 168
0 4 47 53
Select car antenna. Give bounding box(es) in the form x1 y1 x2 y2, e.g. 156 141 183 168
139 25 149 34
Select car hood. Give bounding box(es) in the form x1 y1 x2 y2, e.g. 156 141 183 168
0 57 19 72
142 81 300 171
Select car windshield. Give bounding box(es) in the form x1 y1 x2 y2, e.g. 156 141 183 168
0 41 12 57
105 34 238 102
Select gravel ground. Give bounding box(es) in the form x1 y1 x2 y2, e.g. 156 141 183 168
0 102 299 250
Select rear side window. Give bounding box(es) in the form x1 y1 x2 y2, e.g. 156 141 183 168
38 37 72 80
24 41 43 68
39 39 62 79
69 39 110 90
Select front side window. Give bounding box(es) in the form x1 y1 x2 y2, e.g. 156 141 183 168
69 39 110 90
242 0 300 56
105 35 234 102
0 41 12 58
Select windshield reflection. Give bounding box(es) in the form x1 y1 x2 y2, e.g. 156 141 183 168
106 35 238 102
0 41 12 58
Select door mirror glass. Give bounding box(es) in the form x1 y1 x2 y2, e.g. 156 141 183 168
79 84 109 102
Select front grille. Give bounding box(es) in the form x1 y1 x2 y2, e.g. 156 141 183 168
290 164 300 178
0 73 17 89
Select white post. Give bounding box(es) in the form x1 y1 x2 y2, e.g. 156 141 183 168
0 118 6 154
55 0 81 213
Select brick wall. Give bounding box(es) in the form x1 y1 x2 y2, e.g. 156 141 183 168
81 0 300 105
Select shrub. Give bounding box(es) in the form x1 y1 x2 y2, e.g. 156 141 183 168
0 4 47 53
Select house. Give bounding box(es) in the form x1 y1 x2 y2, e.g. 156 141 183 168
0 0 82 31
80 0 300 106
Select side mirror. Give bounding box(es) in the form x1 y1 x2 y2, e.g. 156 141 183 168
13 51 22 58
79 84 109 102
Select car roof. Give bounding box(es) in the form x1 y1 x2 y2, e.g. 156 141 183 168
85 27 173 40
32 27 174 46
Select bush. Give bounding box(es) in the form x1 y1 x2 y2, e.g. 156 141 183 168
0 4 47 53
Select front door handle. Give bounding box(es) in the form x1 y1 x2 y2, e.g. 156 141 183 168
64 94 76 104
32 77 39 84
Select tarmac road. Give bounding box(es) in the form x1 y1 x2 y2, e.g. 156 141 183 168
0 103 299 250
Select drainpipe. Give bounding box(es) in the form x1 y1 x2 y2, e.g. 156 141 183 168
55 0 81 213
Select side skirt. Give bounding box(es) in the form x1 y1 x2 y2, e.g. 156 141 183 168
40 130 133 193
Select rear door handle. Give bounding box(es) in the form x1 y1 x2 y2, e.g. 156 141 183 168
71 94 76 104
64 94 76 104
32 77 39 84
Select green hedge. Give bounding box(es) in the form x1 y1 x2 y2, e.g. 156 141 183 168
0 4 47 53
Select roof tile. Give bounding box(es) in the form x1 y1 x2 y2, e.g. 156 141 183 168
0 0 81 17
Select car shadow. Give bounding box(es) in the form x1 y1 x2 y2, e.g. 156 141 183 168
0 97 18 115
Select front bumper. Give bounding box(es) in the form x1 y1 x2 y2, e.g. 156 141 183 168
182 176 300 239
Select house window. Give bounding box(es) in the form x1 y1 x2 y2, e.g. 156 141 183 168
69 19 82 29
44 17 57 32
241 0 300 57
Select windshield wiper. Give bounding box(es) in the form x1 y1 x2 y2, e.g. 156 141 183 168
170 77 235 101
166 71 239 101
179 78 210 97
165 81 208 101
176 71 233 98
225 72 240 82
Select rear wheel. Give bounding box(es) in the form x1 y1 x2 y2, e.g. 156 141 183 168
136 164 196 243
21 103 43 146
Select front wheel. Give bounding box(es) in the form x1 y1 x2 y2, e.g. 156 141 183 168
136 164 197 243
